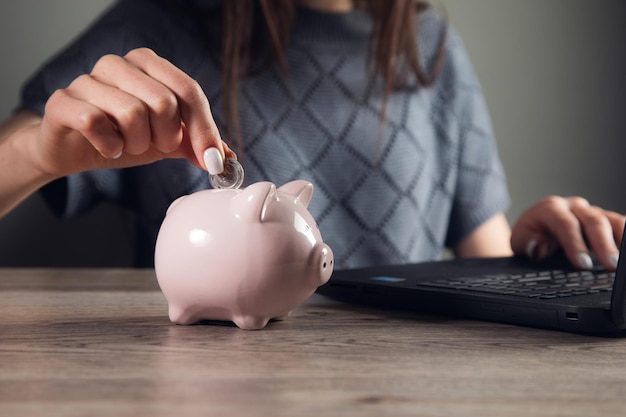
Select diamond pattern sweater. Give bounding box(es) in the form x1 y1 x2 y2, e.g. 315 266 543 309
19 0 510 267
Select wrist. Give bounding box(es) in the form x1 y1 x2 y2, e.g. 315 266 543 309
0 123 57 217
12 122 59 184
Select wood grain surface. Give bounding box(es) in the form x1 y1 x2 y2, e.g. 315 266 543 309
1 268 625 417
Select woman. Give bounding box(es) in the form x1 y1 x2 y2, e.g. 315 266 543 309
0 0 622 269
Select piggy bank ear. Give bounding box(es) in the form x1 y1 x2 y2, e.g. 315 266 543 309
277 180 314 208
232 182 277 223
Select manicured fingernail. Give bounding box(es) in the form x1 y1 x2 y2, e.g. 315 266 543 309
525 239 537 259
112 150 123 159
609 252 620 269
203 147 224 175
576 252 594 270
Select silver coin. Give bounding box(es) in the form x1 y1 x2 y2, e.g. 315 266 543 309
209 157 245 189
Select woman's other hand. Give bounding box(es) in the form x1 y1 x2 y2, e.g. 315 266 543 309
511 196 625 271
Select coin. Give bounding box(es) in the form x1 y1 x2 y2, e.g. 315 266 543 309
209 157 245 189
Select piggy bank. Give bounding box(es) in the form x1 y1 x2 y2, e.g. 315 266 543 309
154 180 334 330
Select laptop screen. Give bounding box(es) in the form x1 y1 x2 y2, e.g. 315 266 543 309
610 224 626 328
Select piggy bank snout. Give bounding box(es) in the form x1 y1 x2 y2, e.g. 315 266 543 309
310 243 334 286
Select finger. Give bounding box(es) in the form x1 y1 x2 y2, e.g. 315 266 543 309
222 141 237 160
524 196 592 269
544 198 596 269
525 236 560 261
510 224 559 261
123 48 223 168
570 202 621 270
44 88 124 159
67 74 151 156
605 210 626 244
90 54 183 154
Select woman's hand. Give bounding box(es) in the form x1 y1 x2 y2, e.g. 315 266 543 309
511 196 625 271
33 47 233 177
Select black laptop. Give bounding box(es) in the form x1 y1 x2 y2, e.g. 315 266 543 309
318 227 626 336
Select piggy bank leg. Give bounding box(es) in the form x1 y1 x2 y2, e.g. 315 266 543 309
273 311 293 321
233 315 270 330
168 305 196 325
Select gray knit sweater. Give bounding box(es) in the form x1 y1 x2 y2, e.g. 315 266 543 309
19 0 510 268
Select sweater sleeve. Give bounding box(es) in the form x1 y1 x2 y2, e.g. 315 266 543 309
438 28 511 248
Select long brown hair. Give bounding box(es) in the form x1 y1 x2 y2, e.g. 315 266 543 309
219 0 446 150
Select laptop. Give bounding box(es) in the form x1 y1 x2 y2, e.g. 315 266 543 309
317 226 626 336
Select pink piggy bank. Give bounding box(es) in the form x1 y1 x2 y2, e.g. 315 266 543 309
154 180 334 330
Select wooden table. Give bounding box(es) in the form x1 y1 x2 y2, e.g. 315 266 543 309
1 268 625 417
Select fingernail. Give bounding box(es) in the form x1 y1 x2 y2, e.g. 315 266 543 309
576 252 594 270
203 147 224 175
609 252 620 269
112 150 123 159
525 239 537 259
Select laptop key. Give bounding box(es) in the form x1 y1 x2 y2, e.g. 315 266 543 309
417 269 615 299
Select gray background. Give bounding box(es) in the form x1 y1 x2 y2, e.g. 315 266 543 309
0 0 624 267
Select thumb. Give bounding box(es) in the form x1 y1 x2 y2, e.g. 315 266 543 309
511 229 559 261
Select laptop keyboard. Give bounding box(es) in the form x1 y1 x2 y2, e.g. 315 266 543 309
418 269 615 299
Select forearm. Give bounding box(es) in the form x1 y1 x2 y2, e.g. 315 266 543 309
453 213 514 258
0 112 56 218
